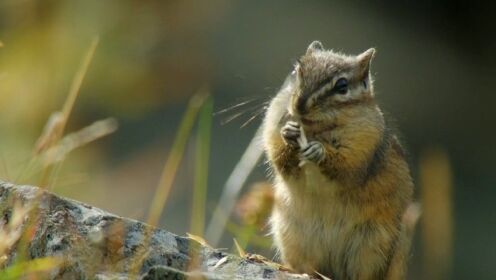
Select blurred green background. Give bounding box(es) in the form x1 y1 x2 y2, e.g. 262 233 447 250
0 1 495 279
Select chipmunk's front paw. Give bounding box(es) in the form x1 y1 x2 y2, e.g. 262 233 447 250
281 121 300 147
300 141 325 163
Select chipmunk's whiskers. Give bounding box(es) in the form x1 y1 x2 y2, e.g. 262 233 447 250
240 105 268 128
216 97 269 126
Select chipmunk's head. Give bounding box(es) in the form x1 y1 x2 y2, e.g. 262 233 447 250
289 41 376 123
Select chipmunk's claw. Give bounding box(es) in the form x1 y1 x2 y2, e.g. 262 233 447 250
301 141 325 163
281 121 300 147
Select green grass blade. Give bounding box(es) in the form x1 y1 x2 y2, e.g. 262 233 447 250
0 257 63 280
146 93 207 227
190 97 213 236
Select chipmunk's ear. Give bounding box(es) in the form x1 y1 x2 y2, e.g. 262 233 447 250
357 48 376 76
306 41 324 54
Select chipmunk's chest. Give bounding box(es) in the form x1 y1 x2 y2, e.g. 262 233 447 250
285 162 340 198
278 165 359 271
281 163 357 233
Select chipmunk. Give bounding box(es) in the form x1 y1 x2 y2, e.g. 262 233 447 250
263 41 414 280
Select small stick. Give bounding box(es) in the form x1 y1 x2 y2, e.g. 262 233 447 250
296 122 309 167
295 122 317 192
297 123 308 147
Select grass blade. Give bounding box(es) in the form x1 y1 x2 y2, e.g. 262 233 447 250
146 93 207 227
60 36 99 133
0 257 63 279
205 125 264 246
190 97 213 236
129 92 207 278
38 36 99 187
420 148 453 280
233 238 246 258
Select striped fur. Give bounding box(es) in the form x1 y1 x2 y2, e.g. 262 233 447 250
263 42 414 280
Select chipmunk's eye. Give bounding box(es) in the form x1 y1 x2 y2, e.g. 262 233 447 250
334 78 348 94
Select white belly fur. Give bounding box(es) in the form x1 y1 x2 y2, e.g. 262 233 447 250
272 162 358 273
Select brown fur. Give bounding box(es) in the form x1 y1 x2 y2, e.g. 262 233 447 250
263 42 414 280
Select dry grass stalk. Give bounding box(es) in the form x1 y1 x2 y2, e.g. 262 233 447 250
41 118 118 165
128 92 208 278
2 37 104 278
146 92 208 227
34 112 65 156
420 148 453 280
0 202 32 257
38 36 99 187
205 125 264 246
